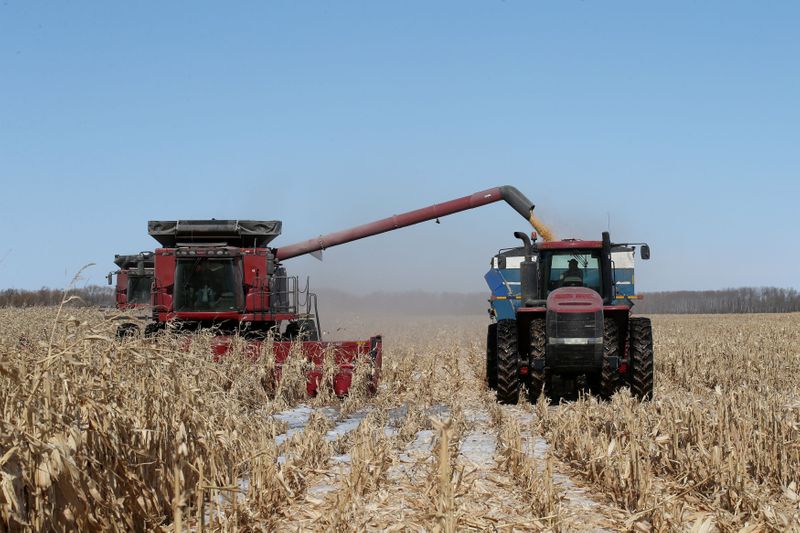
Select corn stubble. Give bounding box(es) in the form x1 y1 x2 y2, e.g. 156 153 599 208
1 309 799 531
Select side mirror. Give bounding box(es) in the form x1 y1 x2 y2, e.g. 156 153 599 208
107 272 113 285
640 244 651 260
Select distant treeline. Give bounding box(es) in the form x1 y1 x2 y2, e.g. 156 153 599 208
1 285 799 315
634 287 800 314
0 286 114 308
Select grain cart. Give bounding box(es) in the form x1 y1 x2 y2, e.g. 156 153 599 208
107 252 154 337
143 186 538 396
485 232 653 403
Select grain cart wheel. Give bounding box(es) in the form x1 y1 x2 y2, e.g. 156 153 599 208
629 317 654 400
495 319 520 405
601 318 621 400
486 323 498 390
528 318 547 402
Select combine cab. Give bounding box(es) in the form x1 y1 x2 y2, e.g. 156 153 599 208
108 252 154 338
485 232 653 403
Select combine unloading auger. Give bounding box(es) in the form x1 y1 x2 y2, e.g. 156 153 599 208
276 185 545 260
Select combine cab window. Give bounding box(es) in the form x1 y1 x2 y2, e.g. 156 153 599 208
127 276 152 305
545 251 603 295
174 258 244 312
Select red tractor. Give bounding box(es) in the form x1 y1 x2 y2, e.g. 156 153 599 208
141 186 538 396
486 231 653 403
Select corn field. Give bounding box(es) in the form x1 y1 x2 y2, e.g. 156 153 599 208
1 308 799 531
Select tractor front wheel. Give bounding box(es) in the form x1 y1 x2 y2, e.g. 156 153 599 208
486 323 498 390
528 318 547 402
601 318 621 400
629 317 654 400
495 319 520 405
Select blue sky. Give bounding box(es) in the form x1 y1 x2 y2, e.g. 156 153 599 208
1 1 798 293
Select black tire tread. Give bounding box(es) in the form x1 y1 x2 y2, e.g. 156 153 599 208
528 318 547 402
629 317 654 400
495 320 520 405
601 319 620 400
486 323 498 390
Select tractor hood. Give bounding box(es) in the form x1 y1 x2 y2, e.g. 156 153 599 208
546 287 603 313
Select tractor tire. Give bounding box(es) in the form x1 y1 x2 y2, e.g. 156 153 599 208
629 317 654 400
601 318 621 400
486 323 498 390
528 318 547 402
495 319 520 405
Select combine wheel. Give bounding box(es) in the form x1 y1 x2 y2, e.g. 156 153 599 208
486 323 498 390
299 319 320 341
115 323 140 339
285 319 319 341
495 319 520 405
601 318 621 400
144 323 163 338
629 317 654 400
528 318 547 402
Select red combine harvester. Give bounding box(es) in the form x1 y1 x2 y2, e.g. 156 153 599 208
142 186 537 396
107 252 155 338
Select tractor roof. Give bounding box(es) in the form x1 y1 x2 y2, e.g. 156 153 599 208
537 240 603 250
148 220 282 248
114 252 155 269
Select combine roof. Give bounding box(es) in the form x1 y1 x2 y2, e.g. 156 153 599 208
148 220 282 248
114 252 155 269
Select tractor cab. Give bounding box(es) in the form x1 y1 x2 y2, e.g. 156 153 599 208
538 242 606 295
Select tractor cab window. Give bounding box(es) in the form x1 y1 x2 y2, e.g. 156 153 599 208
546 251 602 295
127 275 152 305
174 258 244 312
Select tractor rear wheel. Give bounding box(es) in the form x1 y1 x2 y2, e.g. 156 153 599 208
486 323 498 390
495 319 520 405
601 318 621 400
629 317 654 400
528 318 547 402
